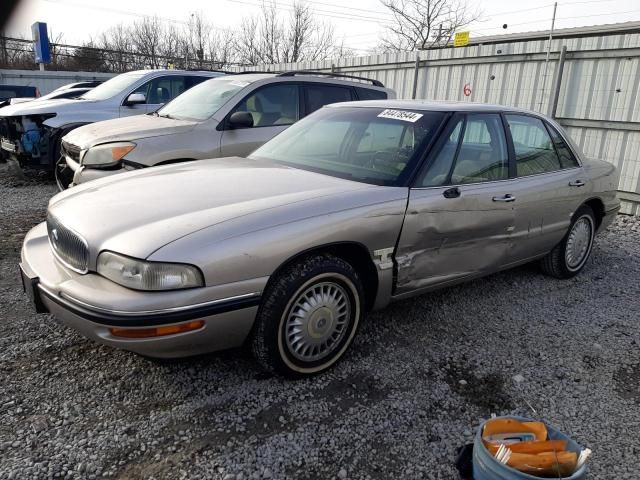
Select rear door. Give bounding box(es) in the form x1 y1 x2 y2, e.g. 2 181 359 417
395 113 517 294
219 83 300 157
503 114 585 263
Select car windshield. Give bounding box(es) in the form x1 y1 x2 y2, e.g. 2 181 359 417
157 78 250 121
80 73 145 101
250 106 446 186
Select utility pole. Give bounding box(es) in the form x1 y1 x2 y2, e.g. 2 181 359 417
538 2 557 112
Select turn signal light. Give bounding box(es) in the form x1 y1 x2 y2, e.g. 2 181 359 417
110 320 205 338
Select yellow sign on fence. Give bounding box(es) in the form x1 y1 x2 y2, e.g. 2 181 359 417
454 31 470 47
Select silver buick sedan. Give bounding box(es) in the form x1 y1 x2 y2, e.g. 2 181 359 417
20 101 620 377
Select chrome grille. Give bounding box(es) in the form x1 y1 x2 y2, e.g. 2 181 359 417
46 214 89 273
61 140 81 163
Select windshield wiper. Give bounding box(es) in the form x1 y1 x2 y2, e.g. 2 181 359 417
157 113 173 119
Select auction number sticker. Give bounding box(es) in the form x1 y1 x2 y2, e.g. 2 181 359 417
377 109 423 123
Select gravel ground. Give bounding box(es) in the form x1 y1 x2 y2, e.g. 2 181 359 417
1 161 639 480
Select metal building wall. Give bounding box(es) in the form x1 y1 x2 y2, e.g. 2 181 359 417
244 23 640 214
0 70 114 95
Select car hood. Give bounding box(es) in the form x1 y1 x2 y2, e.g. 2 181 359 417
63 114 198 149
48 157 374 261
0 98 90 116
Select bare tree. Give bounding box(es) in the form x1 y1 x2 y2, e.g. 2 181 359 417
237 1 342 65
130 16 163 68
186 12 209 68
99 25 134 72
184 12 238 70
380 0 480 51
207 30 237 69
48 30 66 68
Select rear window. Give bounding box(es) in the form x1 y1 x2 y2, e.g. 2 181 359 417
355 87 387 100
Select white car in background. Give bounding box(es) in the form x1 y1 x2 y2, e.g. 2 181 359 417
0 70 223 172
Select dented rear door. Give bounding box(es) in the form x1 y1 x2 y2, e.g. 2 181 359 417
394 181 516 294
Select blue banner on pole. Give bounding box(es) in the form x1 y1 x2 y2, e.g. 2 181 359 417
31 22 51 64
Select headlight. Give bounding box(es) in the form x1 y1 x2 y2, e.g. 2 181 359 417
97 251 203 291
82 142 135 167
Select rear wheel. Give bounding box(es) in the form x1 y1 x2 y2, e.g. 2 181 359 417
540 205 596 279
250 253 363 378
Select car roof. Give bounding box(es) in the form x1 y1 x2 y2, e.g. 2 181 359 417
220 73 388 90
330 99 540 114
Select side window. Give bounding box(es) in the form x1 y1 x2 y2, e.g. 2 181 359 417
506 115 562 176
419 118 463 187
450 114 508 184
419 114 508 186
232 84 299 128
148 76 186 104
130 76 186 104
355 87 387 100
305 85 353 115
547 124 580 168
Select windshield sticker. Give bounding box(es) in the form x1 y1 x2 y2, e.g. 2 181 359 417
229 81 250 87
377 109 423 123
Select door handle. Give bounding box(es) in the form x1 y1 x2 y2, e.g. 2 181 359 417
492 194 516 202
443 187 461 199
568 180 585 187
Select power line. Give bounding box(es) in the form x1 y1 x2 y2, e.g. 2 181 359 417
224 0 395 24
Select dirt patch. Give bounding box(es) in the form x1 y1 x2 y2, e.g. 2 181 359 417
442 361 513 413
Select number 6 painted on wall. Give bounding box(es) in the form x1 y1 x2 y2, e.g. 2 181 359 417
463 83 472 97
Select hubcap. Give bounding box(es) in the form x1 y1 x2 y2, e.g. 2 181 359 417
284 281 351 363
566 216 593 269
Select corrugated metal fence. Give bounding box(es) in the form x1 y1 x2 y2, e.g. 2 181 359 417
241 23 640 214
0 69 114 95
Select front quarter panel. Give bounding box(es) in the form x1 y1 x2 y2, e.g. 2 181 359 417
124 123 222 166
148 187 409 305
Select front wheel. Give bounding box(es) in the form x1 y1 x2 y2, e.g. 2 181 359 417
250 253 363 378
540 205 596 279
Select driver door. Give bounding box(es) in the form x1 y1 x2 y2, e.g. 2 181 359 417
395 113 517 295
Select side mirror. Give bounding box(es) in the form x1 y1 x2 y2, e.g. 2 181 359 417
228 111 254 129
125 93 146 106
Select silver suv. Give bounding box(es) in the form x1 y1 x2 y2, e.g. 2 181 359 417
0 70 222 172
56 71 395 189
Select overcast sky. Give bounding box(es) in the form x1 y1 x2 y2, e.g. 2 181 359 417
6 0 640 54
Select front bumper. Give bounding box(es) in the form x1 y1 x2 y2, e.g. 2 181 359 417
20 223 264 358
